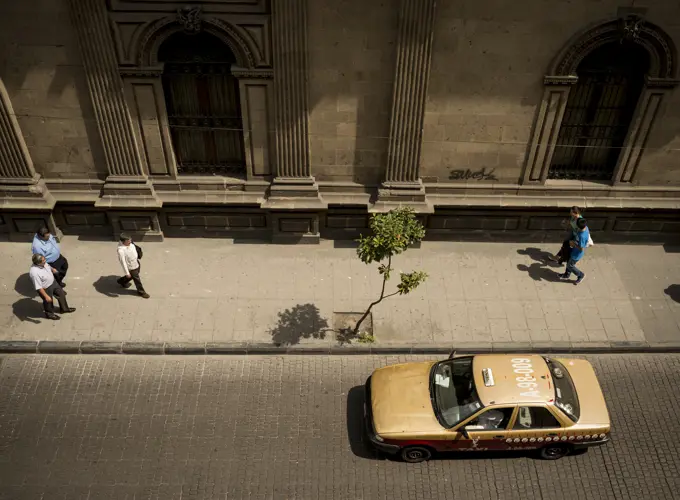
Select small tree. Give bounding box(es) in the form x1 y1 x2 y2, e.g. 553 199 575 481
353 207 428 336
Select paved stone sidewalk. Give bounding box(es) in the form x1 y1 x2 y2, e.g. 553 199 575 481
1 237 679 349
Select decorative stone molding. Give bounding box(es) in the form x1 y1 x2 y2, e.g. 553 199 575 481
375 0 436 212
523 16 678 186
266 0 325 240
0 80 60 240
231 68 274 79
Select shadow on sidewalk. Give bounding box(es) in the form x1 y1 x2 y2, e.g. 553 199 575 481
12 298 44 324
15 273 36 298
269 303 330 345
517 263 564 283
666 285 680 303
93 275 137 298
346 385 381 460
517 247 561 267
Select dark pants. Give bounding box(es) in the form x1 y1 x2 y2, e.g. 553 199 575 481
556 239 572 264
42 282 70 315
117 265 146 294
48 255 68 284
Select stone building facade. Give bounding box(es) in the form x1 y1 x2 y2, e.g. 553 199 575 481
1 0 679 243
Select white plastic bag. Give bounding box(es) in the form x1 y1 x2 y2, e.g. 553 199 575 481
586 234 594 248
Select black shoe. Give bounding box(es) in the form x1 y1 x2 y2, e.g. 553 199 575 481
60 307 76 314
58 281 66 288
558 273 569 280
575 274 586 285
119 281 132 289
139 292 150 299
45 313 60 320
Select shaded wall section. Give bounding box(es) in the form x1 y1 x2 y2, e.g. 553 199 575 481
307 0 398 185
421 0 680 185
0 0 106 179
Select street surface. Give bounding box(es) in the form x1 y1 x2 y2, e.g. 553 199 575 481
0 354 679 499
1 238 679 348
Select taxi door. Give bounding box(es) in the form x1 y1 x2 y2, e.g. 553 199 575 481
446 406 518 452
501 404 567 451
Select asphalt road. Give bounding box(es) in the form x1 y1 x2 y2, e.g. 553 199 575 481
0 354 679 500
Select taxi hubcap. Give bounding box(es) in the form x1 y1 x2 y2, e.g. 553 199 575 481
408 450 423 459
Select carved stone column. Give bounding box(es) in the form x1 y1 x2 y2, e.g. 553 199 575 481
375 0 437 213
266 0 324 243
0 80 59 241
68 0 162 241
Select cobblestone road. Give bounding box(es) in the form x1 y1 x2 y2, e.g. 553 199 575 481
1 354 679 500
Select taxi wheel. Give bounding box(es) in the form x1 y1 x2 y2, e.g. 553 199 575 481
539 444 569 460
401 446 432 463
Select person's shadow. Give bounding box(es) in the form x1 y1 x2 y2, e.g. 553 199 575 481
517 247 561 267
93 275 134 298
665 285 680 303
13 274 44 324
517 263 564 283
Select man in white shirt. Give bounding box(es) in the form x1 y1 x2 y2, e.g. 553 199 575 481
29 254 76 320
116 233 150 299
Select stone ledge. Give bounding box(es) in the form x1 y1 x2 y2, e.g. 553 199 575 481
0 340 678 355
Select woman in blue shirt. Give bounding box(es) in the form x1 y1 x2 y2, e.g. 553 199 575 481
31 226 69 287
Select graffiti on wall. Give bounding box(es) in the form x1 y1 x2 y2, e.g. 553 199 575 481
449 167 498 181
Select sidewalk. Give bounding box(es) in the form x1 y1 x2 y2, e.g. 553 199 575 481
1 236 679 352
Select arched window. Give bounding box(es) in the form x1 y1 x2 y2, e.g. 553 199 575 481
159 31 245 177
549 42 649 181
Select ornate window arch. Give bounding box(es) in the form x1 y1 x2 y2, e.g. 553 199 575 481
523 16 678 185
119 10 274 181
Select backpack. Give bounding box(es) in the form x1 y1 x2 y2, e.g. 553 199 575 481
134 242 143 259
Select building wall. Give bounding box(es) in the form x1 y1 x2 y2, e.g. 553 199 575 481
307 0 397 186
420 0 680 186
0 0 106 179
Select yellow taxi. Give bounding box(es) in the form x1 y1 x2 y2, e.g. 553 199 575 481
364 354 610 463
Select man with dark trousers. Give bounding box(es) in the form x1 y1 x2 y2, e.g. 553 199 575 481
29 253 76 320
32 226 68 287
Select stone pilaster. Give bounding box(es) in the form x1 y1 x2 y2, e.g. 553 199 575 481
266 0 324 243
0 80 60 241
375 0 436 212
68 0 162 241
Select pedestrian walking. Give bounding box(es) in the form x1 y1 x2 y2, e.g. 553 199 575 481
558 218 590 285
29 253 76 320
550 206 582 265
32 226 68 287
117 233 150 299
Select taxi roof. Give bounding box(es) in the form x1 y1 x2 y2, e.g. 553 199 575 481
471 354 555 406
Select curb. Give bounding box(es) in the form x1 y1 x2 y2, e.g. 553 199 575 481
1 340 680 355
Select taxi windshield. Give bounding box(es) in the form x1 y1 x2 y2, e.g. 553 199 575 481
430 357 483 428
545 358 581 422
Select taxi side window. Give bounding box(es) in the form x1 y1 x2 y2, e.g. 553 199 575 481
465 407 514 430
513 406 561 430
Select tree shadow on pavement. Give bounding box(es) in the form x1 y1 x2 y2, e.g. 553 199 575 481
517 263 565 283
93 275 135 298
665 285 680 303
517 247 561 267
269 303 331 346
346 385 382 460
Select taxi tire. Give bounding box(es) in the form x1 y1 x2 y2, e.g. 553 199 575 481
539 443 570 460
400 446 432 463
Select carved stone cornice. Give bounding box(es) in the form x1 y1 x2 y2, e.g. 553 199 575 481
543 75 579 86
118 67 164 78
645 76 680 89
231 68 273 79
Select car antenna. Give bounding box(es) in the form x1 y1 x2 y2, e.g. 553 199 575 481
448 349 456 359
